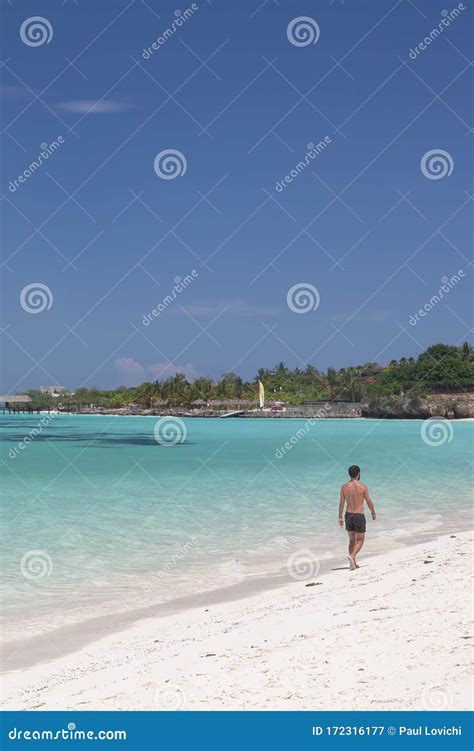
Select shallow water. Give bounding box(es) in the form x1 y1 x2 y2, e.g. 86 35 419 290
1 413 472 640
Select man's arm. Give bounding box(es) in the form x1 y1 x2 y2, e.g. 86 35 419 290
338 487 345 527
364 485 376 519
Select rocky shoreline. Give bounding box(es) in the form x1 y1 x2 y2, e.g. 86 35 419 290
55 393 474 420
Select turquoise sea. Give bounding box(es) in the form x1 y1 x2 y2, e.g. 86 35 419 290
1 414 472 641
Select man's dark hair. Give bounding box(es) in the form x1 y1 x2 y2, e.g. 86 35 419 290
348 465 360 479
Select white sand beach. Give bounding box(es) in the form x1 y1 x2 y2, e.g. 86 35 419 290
2 530 472 711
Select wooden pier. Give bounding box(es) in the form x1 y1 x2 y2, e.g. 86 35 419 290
0 395 42 414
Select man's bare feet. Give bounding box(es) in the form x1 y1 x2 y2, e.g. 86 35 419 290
347 555 356 571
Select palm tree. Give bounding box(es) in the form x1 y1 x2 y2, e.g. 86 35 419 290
191 378 214 402
274 361 288 379
461 341 472 361
324 367 339 399
135 382 155 408
256 368 271 383
339 368 363 402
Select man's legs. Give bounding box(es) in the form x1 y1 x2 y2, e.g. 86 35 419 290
347 532 356 569
348 531 355 557
352 532 365 565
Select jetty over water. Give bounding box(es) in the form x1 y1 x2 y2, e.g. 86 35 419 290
0 395 35 413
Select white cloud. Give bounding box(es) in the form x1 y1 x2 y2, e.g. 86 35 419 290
114 357 145 386
114 358 200 384
59 99 133 114
147 362 200 381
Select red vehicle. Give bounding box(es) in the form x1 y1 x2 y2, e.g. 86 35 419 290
270 401 285 412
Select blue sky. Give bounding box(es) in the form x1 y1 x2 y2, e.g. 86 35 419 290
1 0 472 391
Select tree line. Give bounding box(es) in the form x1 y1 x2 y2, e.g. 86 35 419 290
24 343 473 409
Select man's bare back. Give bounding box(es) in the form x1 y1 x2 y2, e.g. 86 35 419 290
340 479 371 514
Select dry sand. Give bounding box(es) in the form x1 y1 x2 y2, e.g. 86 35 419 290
1 530 472 711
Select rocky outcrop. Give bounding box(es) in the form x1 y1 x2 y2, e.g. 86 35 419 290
365 393 474 419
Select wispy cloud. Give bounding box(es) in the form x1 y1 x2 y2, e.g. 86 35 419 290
114 358 200 385
147 362 200 381
115 357 145 385
58 99 133 114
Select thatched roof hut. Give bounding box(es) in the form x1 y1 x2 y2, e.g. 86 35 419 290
0 395 32 403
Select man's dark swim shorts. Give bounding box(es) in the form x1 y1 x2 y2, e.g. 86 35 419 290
345 512 366 533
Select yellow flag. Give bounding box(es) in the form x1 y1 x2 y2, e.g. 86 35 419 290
258 380 265 409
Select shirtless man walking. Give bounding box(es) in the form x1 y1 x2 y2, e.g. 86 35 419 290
338 465 376 570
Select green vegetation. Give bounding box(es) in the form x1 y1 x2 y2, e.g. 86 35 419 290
24 343 474 409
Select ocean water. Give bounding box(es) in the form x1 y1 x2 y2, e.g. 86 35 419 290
1 413 472 641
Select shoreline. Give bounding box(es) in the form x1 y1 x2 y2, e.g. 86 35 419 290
1 529 472 711
5 411 474 420
1 512 470 671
